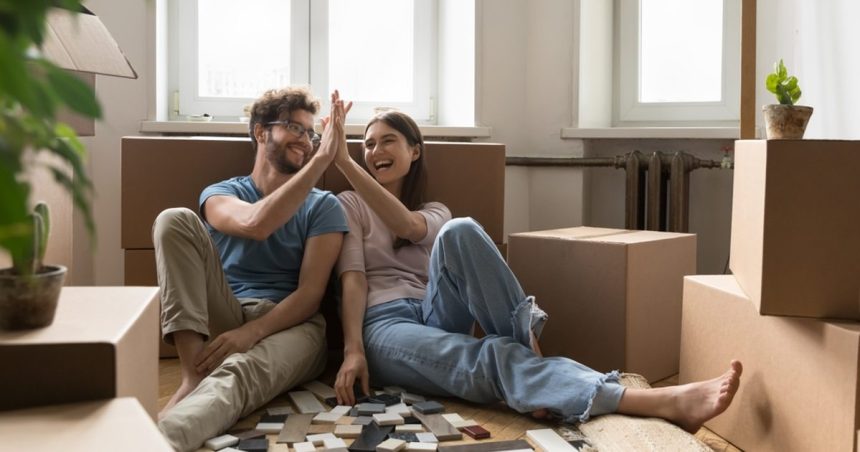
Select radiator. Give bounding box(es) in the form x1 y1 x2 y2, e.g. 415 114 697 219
506 151 727 233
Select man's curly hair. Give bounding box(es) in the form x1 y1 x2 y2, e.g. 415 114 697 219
249 86 320 149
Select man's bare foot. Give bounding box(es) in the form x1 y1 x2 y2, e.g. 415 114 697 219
669 360 743 433
158 375 205 421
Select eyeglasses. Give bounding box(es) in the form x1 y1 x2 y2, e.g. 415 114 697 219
266 120 320 147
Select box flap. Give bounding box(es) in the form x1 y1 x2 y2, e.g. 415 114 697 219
582 230 695 245
42 7 137 79
510 226 628 241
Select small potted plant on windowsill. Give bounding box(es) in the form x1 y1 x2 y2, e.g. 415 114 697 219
763 59 813 139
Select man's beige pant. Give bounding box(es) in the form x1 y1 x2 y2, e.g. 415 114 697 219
153 208 326 452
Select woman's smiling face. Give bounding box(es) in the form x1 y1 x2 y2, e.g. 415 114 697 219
363 121 419 193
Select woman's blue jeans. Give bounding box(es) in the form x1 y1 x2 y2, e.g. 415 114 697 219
362 218 625 423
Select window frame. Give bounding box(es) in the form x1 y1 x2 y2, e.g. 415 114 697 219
170 0 436 123
615 0 741 126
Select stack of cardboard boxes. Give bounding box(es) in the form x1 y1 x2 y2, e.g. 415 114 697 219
680 140 860 451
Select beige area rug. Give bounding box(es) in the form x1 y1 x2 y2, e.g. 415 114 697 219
557 373 711 452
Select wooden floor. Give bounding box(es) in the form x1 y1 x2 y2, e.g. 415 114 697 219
158 358 740 451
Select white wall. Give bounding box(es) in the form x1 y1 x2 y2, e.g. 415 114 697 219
477 0 586 238
76 0 150 285
756 0 860 139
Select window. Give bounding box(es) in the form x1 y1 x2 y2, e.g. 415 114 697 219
170 0 436 123
615 0 740 125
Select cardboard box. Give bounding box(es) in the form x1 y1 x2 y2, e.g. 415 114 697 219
679 275 860 452
0 398 172 451
730 139 860 320
0 287 160 419
42 7 137 136
508 227 696 382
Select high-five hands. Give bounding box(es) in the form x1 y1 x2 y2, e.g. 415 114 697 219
320 90 353 165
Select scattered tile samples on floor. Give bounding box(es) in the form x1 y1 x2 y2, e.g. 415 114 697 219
201 384 564 452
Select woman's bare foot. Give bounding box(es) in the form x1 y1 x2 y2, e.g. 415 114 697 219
617 360 742 433
158 374 205 421
666 360 743 433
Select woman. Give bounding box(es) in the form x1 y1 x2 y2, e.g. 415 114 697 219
327 95 741 432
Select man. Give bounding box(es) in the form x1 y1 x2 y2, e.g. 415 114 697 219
154 87 349 451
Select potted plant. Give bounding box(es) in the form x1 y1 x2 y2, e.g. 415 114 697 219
0 1 99 329
763 59 813 139
0 204 69 329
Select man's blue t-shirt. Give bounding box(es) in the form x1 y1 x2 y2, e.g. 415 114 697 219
199 176 348 303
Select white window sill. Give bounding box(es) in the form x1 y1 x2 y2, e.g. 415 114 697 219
561 127 760 140
140 121 491 139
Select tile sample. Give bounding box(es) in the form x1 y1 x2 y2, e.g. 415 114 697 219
414 433 437 444
461 426 490 440
526 429 577 451
437 440 532 451
333 423 363 438
373 412 405 426
356 403 386 416
306 432 337 445
322 437 348 451
236 437 268 452
411 401 444 415
276 413 313 444
289 390 327 414
313 405 352 424
377 438 407 452
386 403 412 417
204 433 239 450
388 432 419 443
302 380 337 400
266 405 294 416
395 424 425 433
292 442 316 452
347 423 393 452
410 411 462 441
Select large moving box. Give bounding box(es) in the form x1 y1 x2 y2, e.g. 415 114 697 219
0 398 172 452
730 140 860 320
0 287 160 418
508 227 696 382
680 275 860 452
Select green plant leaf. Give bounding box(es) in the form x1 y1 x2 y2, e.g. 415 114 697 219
765 73 779 94
791 87 802 104
34 201 49 265
45 163 95 244
0 161 33 273
777 59 787 79
43 61 102 118
54 122 86 157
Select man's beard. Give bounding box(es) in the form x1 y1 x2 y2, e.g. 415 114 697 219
265 140 302 175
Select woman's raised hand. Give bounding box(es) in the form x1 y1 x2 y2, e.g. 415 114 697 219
331 90 353 165
318 90 352 165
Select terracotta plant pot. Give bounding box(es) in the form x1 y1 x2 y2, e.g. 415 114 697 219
762 104 814 139
0 265 67 330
